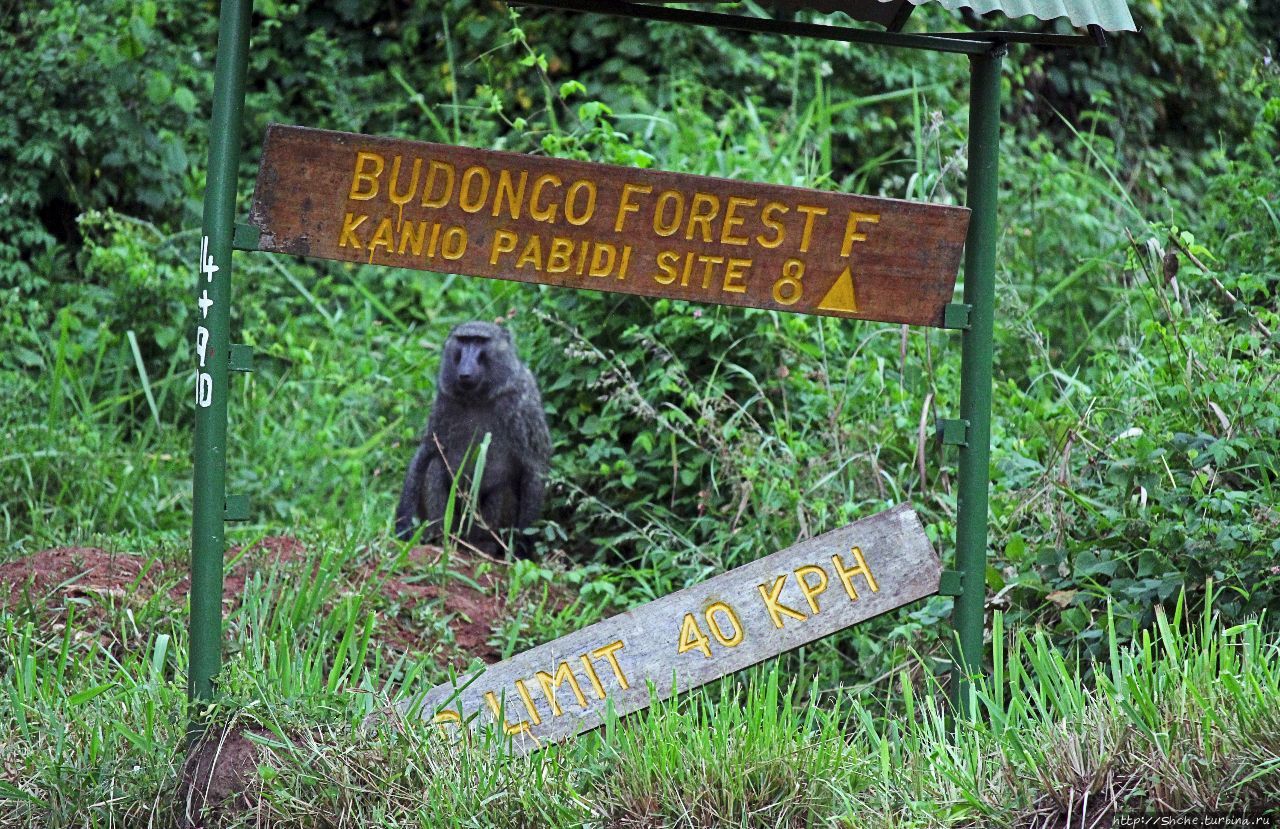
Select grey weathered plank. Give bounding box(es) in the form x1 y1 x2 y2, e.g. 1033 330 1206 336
381 504 939 755
249 125 969 327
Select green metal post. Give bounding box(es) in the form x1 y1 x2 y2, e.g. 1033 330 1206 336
952 48 1003 717
190 0 252 705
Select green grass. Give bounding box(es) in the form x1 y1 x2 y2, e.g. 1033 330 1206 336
2 539 1277 826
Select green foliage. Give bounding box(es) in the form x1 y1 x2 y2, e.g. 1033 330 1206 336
0 2 209 277
988 276 1280 649
987 1 1271 192
3 555 1278 825
2 2 1279 820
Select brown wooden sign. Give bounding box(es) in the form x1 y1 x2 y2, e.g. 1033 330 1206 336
376 504 939 754
249 125 969 327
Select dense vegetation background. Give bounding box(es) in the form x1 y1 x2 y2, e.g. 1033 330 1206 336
1 0 1277 825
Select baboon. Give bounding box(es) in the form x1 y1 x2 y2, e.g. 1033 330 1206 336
394 321 551 556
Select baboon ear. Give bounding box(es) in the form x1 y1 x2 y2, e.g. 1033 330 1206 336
502 326 515 345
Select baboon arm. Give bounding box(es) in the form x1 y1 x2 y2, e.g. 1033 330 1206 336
516 468 546 530
394 441 433 541
516 406 552 530
423 453 450 531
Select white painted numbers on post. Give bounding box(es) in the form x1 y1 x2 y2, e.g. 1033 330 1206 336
194 327 212 407
194 236 218 408
379 504 940 755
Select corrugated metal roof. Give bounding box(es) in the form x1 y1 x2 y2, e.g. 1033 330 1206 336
911 0 1136 32
767 0 1136 31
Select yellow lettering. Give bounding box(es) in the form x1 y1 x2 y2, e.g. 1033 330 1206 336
653 191 684 237
831 546 879 601
529 173 562 223
679 251 694 287
490 229 518 265
440 227 467 261
514 677 542 726
589 243 617 277
756 202 787 248
348 151 384 201
579 653 607 700
516 235 543 270
483 690 529 736
547 236 573 272
840 211 881 257
796 204 828 253
757 575 807 628
722 258 750 293
698 255 724 289
431 709 461 728
338 213 367 249
397 220 428 256
794 565 829 614
547 237 574 274
388 155 422 212
493 169 529 219
704 602 743 648
536 661 588 717
772 259 805 305
367 218 395 260
721 196 756 246
564 180 597 226
614 182 652 232
420 160 455 208
426 222 441 258
591 641 630 690
677 612 712 658
618 245 632 281
654 250 679 285
459 165 492 213
685 192 720 242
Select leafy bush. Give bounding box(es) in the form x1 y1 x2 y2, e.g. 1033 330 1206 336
0 2 209 276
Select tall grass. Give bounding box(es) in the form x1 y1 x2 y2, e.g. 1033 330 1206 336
2 535 1276 827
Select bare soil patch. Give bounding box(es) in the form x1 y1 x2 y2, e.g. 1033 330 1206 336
0 545 162 609
168 534 307 604
177 725 272 829
364 545 509 663
0 537 548 667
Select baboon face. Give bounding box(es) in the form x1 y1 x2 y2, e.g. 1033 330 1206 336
440 322 512 396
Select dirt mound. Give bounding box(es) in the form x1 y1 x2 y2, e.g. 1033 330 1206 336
368 546 508 663
0 537 542 667
168 534 307 604
177 725 271 828
0 546 162 610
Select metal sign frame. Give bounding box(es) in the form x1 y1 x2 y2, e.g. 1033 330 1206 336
191 0 1102 727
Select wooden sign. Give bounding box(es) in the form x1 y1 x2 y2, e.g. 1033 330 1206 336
381 504 939 754
249 125 969 327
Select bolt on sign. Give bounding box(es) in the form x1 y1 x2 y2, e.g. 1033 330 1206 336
249 126 970 327
373 505 939 755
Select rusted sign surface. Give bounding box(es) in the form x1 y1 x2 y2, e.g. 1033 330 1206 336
250 125 969 327
378 504 939 755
